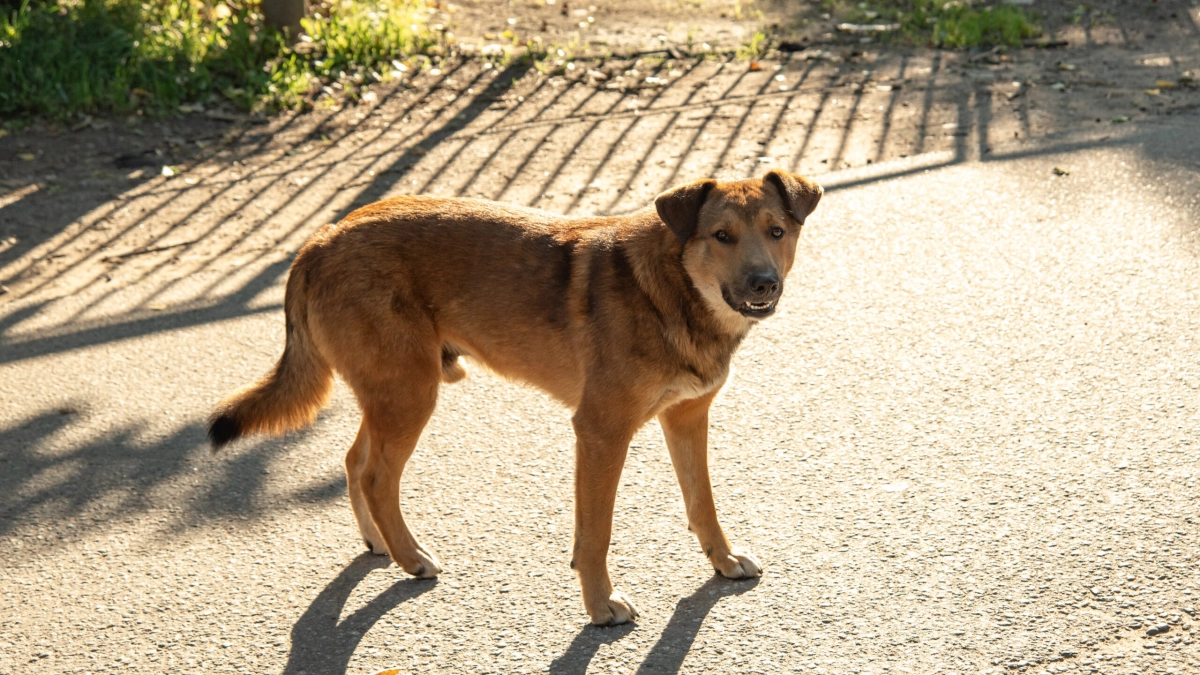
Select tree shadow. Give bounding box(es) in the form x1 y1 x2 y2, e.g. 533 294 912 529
282 553 437 675
546 574 759 675
0 404 326 540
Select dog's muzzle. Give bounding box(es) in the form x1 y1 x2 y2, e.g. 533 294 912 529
724 272 782 318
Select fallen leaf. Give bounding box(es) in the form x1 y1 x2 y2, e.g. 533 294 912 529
748 61 761 71
1111 115 1129 123
1155 80 1175 89
1053 167 1069 176
1144 88 1161 96
1057 62 1076 71
17 152 35 161
1051 82 1066 91
161 165 176 177
148 303 168 311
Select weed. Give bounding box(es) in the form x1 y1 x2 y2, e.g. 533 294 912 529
828 1 1041 49
0 0 436 119
737 29 770 60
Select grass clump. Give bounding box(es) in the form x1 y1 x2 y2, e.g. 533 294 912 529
0 0 436 119
736 30 770 60
832 0 1041 49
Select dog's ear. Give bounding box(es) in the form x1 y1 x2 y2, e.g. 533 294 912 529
764 170 823 224
655 179 717 246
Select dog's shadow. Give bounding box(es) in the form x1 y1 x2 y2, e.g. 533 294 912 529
282 553 435 675
549 575 760 675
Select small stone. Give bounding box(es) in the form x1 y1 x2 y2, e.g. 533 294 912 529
1145 623 1170 636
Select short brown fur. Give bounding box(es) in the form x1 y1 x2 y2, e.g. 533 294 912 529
208 170 822 625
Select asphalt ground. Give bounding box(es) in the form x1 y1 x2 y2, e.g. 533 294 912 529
2 42 1200 675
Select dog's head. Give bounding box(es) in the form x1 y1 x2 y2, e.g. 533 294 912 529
656 170 822 332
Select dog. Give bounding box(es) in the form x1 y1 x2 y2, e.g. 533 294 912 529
208 170 822 625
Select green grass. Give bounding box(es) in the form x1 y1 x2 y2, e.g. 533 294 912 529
0 0 437 119
829 0 1042 49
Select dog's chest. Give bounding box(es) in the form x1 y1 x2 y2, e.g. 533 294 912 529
658 366 729 409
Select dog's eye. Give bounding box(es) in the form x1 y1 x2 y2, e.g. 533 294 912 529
770 226 785 239
714 230 731 242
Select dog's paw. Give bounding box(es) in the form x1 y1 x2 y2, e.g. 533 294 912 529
711 547 762 579
363 538 389 556
400 546 443 578
587 591 639 626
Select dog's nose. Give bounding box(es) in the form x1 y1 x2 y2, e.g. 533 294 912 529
747 272 780 297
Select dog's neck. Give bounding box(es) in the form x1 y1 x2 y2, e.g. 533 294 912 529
620 214 749 374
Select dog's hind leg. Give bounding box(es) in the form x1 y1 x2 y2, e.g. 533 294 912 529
345 421 387 555
355 363 442 578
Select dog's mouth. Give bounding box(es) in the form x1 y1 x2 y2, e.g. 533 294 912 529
737 299 776 316
723 291 778 318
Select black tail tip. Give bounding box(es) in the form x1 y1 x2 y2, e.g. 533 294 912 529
208 414 241 451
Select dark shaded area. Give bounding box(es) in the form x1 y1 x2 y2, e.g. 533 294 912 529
0 405 329 540
546 574 760 675
336 61 534 218
633 575 760 674
283 554 436 675
0 257 289 366
547 619 636 675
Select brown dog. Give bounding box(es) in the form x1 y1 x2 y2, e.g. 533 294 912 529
208 170 822 625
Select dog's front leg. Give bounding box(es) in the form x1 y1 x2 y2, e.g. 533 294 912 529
659 392 762 579
570 404 639 625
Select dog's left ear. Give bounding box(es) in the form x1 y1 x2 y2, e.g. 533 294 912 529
655 179 717 246
764 170 823 224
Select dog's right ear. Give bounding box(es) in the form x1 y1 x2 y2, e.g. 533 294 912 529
655 179 717 247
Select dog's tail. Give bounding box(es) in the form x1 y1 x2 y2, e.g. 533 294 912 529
208 254 333 451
